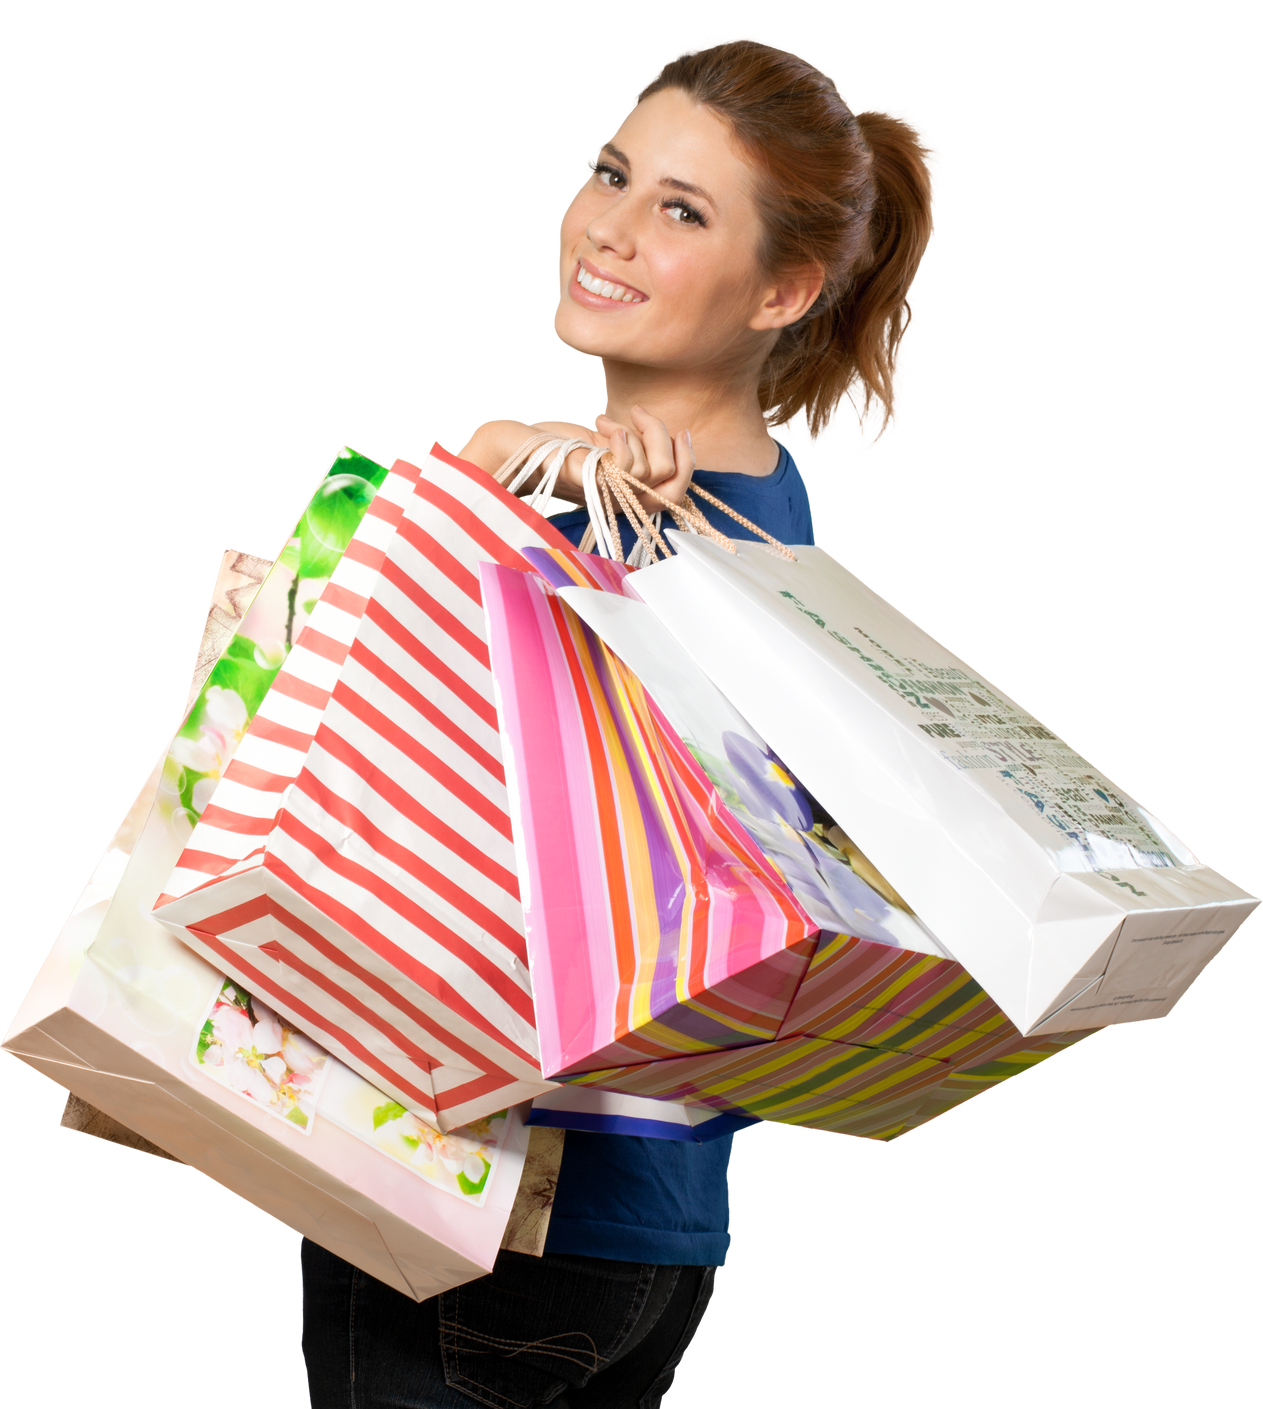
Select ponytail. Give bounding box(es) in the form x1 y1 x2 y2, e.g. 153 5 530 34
641 43 933 434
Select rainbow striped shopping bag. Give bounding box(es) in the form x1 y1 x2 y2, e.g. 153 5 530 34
480 557 819 1081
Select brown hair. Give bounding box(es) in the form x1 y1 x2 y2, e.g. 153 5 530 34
640 41 932 434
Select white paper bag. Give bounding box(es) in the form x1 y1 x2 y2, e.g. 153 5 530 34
621 535 1256 1036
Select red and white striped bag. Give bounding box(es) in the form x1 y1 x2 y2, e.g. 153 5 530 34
156 445 582 1130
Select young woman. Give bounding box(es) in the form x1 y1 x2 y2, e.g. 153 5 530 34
302 40 931 1409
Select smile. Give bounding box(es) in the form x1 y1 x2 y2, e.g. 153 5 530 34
575 261 647 303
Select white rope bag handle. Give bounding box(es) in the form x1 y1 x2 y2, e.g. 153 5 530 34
492 435 795 567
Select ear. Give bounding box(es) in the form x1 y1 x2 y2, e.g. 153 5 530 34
748 266 826 332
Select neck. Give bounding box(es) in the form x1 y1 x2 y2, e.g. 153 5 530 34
602 357 782 476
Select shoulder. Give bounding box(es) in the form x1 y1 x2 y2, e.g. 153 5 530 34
458 420 596 476
779 447 815 542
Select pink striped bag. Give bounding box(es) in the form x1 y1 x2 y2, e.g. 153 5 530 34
479 556 819 1081
156 446 580 1130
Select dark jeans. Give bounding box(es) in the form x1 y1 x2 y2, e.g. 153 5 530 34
302 1240 716 1409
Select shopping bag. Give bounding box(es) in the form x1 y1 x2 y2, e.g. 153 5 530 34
482 548 1095 1139
160 452 421 902
5 548 530 1301
616 535 1257 1037
154 446 590 1130
155 452 481 1118
559 1018 1092 1139
55 445 404 1144
526 1086 755 1142
480 559 818 1081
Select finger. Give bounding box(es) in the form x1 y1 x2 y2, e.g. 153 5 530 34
674 428 696 484
629 405 678 486
595 415 649 481
652 429 696 505
606 428 634 474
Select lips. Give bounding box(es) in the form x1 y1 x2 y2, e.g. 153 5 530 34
577 260 645 301
570 258 648 308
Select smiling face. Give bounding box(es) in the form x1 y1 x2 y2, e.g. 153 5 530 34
556 89 813 378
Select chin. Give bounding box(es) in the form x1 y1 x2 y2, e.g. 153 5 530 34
552 304 611 360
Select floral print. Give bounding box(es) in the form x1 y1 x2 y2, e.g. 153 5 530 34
366 1102 506 1198
714 731 933 950
161 450 389 840
168 686 250 815
193 979 330 1131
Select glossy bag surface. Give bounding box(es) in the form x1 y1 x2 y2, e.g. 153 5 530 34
490 549 1096 1140
481 556 818 1085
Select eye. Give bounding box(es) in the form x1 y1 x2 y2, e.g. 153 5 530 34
662 197 707 228
590 161 626 190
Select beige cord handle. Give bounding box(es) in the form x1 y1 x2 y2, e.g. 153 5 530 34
588 453 796 565
493 434 795 566
493 432 557 486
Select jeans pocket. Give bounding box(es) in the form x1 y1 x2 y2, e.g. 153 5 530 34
636 1265 716 1409
439 1251 657 1409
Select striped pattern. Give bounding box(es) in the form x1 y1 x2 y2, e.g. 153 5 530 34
493 545 1101 1139
562 1024 1096 1141
520 546 636 596
161 458 422 902
560 924 1098 1139
481 562 818 1080
158 446 580 1131
780 932 1020 1066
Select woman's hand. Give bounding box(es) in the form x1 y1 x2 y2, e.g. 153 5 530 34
525 406 694 507
458 407 694 508
594 406 694 508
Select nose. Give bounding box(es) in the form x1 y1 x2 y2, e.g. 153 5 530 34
585 199 636 260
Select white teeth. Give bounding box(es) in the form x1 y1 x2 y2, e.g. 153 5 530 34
577 266 643 303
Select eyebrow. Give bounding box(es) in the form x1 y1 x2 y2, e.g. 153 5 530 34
600 143 715 207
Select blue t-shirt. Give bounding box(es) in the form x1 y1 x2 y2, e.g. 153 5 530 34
542 441 814 1267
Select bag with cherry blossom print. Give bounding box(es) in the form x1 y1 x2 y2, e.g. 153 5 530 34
4 533 532 1302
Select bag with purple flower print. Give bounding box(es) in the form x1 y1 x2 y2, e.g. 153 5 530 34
488 545 1024 1141
487 545 1033 1145
596 533 1258 1039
